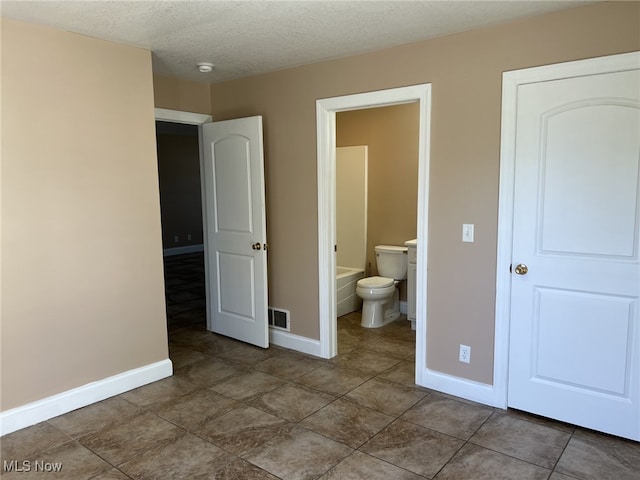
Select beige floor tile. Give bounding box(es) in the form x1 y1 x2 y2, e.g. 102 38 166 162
470 413 571 469
0 422 70 462
216 343 279 366
318 451 424 480
549 473 577 480
118 375 198 408
301 398 394 448
507 408 576 434
79 412 184 466
153 388 239 431
295 365 371 396
435 443 551 480
244 426 352 480
554 431 640 480
209 370 285 400
337 325 384 347
196 405 290 456
401 394 493 440
362 336 415 360
1 441 112 480
120 432 234 479
376 360 416 387
330 350 401 376
168 344 209 369
361 419 463 478
345 377 426 416
254 351 325 380
48 396 141 438
209 458 280 479
89 469 131 480
250 383 335 422
174 357 243 387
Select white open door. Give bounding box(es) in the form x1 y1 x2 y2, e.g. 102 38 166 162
201 116 269 348
505 54 640 440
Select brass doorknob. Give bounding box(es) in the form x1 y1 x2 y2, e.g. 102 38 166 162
252 242 262 250
514 264 528 275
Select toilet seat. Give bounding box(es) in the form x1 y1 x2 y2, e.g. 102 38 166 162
357 276 394 289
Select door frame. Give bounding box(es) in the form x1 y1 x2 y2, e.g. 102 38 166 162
494 51 640 409
154 108 213 328
316 84 431 369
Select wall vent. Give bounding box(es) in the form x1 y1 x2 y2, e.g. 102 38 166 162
268 307 290 331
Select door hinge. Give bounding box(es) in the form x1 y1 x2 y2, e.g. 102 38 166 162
334 245 337 252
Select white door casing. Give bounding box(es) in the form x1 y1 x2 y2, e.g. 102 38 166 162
201 116 269 348
316 84 431 373
496 52 640 440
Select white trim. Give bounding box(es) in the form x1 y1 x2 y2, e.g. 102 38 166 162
420 369 499 406
494 51 640 410
163 244 204 257
269 329 322 357
316 85 431 376
154 108 212 125
0 360 172 436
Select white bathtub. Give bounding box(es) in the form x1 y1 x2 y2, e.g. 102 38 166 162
336 266 365 317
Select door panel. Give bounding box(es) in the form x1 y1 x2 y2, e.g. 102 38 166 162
213 137 254 232
508 65 640 440
202 116 268 348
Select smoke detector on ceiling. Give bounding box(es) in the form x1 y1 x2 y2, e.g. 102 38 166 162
197 62 214 73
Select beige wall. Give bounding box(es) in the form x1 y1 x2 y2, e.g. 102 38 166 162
1 19 168 410
337 103 419 280
153 75 211 115
209 2 639 383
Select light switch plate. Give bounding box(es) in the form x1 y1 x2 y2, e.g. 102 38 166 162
462 224 474 243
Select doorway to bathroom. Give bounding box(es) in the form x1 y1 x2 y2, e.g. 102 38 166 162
316 84 432 390
335 103 420 355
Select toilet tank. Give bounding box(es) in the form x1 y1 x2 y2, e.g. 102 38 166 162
375 245 408 280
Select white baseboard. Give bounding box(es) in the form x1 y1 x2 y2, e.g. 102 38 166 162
0 359 173 436
163 244 204 257
417 368 505 409
269 329 322 357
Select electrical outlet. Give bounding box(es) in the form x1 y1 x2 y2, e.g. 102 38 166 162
459 344 471 364
187 233 192 241
174 235 179 243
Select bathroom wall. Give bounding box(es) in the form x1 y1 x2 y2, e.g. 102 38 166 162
337 103 419 277
336 146 368 270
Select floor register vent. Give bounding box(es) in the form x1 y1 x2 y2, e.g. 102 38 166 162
268 307 290 331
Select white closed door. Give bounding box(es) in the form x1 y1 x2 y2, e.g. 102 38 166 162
201 116 269 348
507 56 640 440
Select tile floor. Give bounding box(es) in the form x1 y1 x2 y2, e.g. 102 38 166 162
2 252 639 479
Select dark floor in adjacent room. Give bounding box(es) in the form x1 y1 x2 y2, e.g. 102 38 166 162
1 252 638 479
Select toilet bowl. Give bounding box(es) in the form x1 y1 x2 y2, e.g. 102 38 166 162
356 245 408 328
356 276 399 328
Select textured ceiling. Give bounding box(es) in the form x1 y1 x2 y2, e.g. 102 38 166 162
1 0 593 83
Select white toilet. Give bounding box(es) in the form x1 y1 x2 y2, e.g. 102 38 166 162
356 245 408 328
